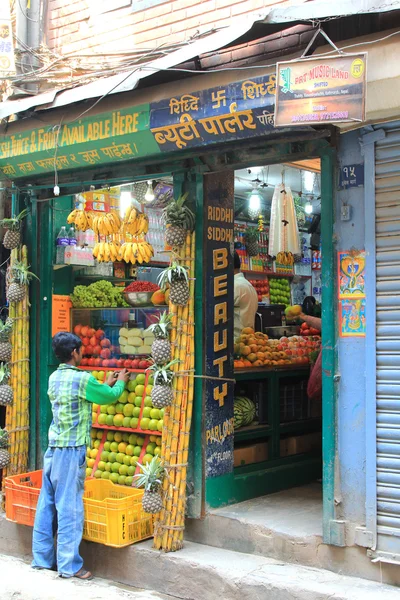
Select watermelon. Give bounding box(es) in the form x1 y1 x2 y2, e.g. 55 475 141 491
234 396 256 428
234 406 244 429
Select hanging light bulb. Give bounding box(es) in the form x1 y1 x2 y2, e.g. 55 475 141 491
144 180 155 202
304 201 313 214
248 189 261 220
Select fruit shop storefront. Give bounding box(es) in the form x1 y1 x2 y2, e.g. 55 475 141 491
0 65 341 550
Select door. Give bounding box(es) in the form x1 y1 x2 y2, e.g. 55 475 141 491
374 121 400 560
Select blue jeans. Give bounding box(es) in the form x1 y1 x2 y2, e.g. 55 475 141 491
32 446 86 577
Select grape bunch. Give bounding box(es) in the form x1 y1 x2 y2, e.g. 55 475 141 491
70 280 129 308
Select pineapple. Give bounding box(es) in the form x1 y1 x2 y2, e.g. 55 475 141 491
158 263 189 307
0 209 28 250
147 360 178 408
146 312 172 365
0 363 13 406
163 193 195 248
245 227 260 257
0 318 13 343
7 260 38 304
0 428 10 470
134 456 165 514
0 342 11 363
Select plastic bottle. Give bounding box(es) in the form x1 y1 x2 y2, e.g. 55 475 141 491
56 226 69 246
68 226 77 246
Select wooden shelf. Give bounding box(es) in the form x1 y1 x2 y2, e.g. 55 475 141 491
242 270 311 280
234 424 271 441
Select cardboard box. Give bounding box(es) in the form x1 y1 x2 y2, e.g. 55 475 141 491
280 432 321 457
234 442 268 467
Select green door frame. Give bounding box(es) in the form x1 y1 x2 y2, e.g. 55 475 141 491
196 143 337 543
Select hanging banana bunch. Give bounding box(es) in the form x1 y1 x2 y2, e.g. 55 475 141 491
67 209 88 231
67 209 121 235
117 237 154 265
276 251 294 266
122 206 149 236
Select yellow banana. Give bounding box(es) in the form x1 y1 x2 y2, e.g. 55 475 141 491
67 209 78 224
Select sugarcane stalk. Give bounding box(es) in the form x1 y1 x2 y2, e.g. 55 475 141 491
154 232 196 551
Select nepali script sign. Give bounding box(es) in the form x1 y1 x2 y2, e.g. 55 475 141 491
149 74 276 152
0 74 276 179
275 54 366 127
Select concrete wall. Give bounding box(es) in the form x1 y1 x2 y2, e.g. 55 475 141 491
45 0 296 55
334 130 367 528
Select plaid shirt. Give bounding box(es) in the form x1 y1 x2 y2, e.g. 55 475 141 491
48 364 125 447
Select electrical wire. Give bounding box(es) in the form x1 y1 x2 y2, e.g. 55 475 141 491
17 0 38 23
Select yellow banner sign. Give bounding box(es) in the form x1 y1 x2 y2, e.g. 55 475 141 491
275 54 366 127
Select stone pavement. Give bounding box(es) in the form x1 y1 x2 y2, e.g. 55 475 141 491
0 554 172 600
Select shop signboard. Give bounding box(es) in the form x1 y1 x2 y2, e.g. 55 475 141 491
0 74 276 179
52 294 72 337
149 73 276 151
275 54 367 127
203 171 235 478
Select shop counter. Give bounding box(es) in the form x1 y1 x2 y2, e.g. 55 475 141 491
231 364 322 500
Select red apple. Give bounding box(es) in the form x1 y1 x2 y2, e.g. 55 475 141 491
95 329 105 340
139 360 149 369
87 328 95 337
94 358 102 367
102 359 110 368
131 359 140 369
100 348 111 359
81 326 89 337
124 359 132 368
80 358 88 366
73 325 82 336
108 358 117 367
81 337 90 346
100 338 111 348
92 345 101 357
116 359 125 368
88 358 95 367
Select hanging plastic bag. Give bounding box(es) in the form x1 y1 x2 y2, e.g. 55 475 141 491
307 351 322 400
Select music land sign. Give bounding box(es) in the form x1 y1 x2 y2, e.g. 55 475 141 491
274 54 366 127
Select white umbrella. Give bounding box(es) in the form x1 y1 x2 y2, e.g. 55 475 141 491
268 184 300 256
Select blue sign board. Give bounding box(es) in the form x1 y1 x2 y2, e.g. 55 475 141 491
339 163 364 189
149 74 276 152
203 171 235 478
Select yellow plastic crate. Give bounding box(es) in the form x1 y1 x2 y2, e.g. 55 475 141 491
83 479 154 548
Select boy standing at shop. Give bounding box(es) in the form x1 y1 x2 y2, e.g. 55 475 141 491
32 332 129 580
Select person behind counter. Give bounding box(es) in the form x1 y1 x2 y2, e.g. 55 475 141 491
32 332 130 581
234 251 258 340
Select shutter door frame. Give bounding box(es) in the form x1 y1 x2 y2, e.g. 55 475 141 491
364 123 400 564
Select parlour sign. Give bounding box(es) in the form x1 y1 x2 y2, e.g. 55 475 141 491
275 54 367 127
203 171 235 478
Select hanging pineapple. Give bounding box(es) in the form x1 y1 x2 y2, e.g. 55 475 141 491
162 193 195 248
0 428 10 469
7 261 38 304
146 312 173 365
245 227 260 257
0 210 28 250
0 363 13 406
0 338 11 363
147 359 178 408
158 263 189 307
134 456 165 514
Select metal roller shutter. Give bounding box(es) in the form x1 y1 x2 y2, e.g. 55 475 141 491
375 122 400 556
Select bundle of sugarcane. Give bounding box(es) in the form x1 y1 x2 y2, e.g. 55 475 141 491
4 245 30 476
153 232 195 552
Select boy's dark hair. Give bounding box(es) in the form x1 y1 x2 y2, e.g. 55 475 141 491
52 332 82 363
234 251 241 270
